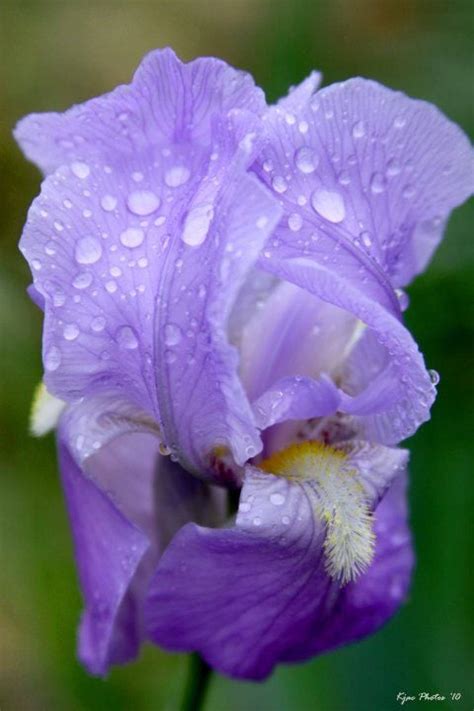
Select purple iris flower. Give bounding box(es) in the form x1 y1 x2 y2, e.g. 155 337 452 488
15 49 473 680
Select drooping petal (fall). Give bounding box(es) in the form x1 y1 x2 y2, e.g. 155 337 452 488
145 446 411 680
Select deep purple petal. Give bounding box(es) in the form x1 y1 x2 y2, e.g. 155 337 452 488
58 427 150 675
58 394 226 675
14 48 266 174
145 457 411 680
297 473 413 659
256 76 473 289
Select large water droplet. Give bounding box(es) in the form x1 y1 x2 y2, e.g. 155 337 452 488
352 120 365 139
370 172 387 194
181 204 214 247
120 227 145 248
71 161 90 179
164 323 182 346
44 345 61 371
311 189 346 223
270 492 285 506
91 315 106 332
116 325 139 350
73 272 93 289
101 195 117 211
75 236 103 265
272 175 288 193
63 323 80 341
165 166 191 188
288 213 303 232
294 146 318 174
127 190 160 216
429 369 440 386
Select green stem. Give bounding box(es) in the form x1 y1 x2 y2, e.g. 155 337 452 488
180 653 213 711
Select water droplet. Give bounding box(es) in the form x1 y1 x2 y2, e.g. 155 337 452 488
127 190 160 216
181 203 214 247
338 170 351 186
101 195 117 211
131 171 144 183
360 231 372 248
263 159 273 173
393 115 406 129
298 120 309 134
272 175 287 193
137 256 149 268
395 288 410 311
63 199 73 209
386 159 401 177
31 258 42 271
71 161 90 179
288 213 303 232
165 166 191 188
256 216 269 229
116 325 139 350
105 280 117 294
91 315 106 332
164 323 182 346
270 492 285 506
311 189 346 223
73 272 93 289
45 345 61 371
370 172 386 194
402 184 416 199
239 502 251 513
253 516 262 526
75 236 102 265
295 146 318 174
120 227 145 248
352 120 365 139
282 515 290 525
45 241 56 256
63 323 80 341
429 369 440 386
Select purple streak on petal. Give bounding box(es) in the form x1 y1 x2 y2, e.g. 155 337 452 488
252 374 342 430
145 461 411 680
260 256 435 444
256 76 473 291
14 48 266 174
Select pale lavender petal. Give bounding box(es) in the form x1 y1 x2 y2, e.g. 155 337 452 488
239 279 357 401
18 52 282 474
14 48 266 174
259 257 435 444
256 76 473 290
252 374 342 430
146 460 411 680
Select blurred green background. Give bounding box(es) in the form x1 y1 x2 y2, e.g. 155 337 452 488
1 1 473 709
